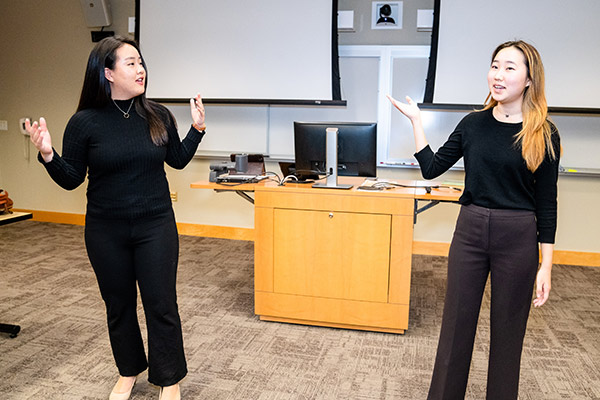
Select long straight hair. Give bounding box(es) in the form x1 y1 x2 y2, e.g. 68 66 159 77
77 36 171 145
482 40 557 172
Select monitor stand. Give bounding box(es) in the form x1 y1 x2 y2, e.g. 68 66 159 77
313 128 353 190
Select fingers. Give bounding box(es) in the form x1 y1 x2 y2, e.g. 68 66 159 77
387 94 404 107
388 95 413 104
191 93 206 126
26 117 48 135
387 94 403 111
39 117 47 132
26 117 52 153
30 127 44 147
534 284 544 306
25 118 38 136
191 94 205 114
533 296 546 307
386 94 415 108
192 93 204 110
533 282 550 307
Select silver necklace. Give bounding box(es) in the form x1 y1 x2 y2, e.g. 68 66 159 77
113 99 134 119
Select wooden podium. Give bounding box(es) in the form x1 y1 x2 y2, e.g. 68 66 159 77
192 177 460 334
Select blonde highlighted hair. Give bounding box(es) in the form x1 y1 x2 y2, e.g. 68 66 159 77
483 40 557 172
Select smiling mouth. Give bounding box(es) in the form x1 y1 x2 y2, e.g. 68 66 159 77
493 85 505 90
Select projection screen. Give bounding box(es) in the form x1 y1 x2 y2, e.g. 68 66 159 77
137 0 341 105
425 0 600 111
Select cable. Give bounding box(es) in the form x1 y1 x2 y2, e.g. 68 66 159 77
280 174 299 185
215 181 249 187
312 173 331 182
262 171 282 184
281 172 334 186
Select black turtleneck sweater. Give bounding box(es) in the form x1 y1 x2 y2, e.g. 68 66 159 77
40 100 205 219
414 108 560 244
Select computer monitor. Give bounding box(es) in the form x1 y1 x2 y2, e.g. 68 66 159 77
293 121 377 180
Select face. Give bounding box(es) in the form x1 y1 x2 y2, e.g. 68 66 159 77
487 46 531 107
104 43 146 100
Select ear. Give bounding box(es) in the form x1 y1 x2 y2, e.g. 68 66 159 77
104 67 114 83
526 78 531 87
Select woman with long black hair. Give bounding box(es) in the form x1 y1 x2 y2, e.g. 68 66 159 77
26 36 206 400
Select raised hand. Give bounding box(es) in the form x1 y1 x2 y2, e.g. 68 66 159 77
189 93 206 130
387 94 422 122
387 95 428 152
26 117 54 162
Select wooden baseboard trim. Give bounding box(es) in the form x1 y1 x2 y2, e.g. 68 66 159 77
13 210 598 266
413 241 450 257
15 209 86 226
413 240 600 267
14 209 255 241
176 222 254 241
552 250 600 268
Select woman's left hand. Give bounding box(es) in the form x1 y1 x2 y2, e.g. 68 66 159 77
190 93 206 130
533 265 551 307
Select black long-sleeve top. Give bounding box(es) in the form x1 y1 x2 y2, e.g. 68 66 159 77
39 99 205 219
414 108 560 244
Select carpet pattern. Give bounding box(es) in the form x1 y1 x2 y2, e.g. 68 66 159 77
1 221 599 399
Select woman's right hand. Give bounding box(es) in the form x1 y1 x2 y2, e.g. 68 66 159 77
386 95 428 152
26 117 54 162
387 95 422 122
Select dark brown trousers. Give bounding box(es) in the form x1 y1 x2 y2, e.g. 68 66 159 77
427 204 539 400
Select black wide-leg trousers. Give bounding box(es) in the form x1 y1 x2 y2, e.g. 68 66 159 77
84 209 187 386
427 204 539 400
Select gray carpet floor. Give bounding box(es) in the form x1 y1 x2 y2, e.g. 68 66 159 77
1 221 599 399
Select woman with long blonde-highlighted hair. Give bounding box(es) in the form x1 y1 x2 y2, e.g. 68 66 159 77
483 40 558 172
388 40 560 399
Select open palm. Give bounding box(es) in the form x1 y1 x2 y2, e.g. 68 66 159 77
26 117 53 161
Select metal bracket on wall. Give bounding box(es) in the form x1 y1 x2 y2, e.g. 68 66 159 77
414 198 461 224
